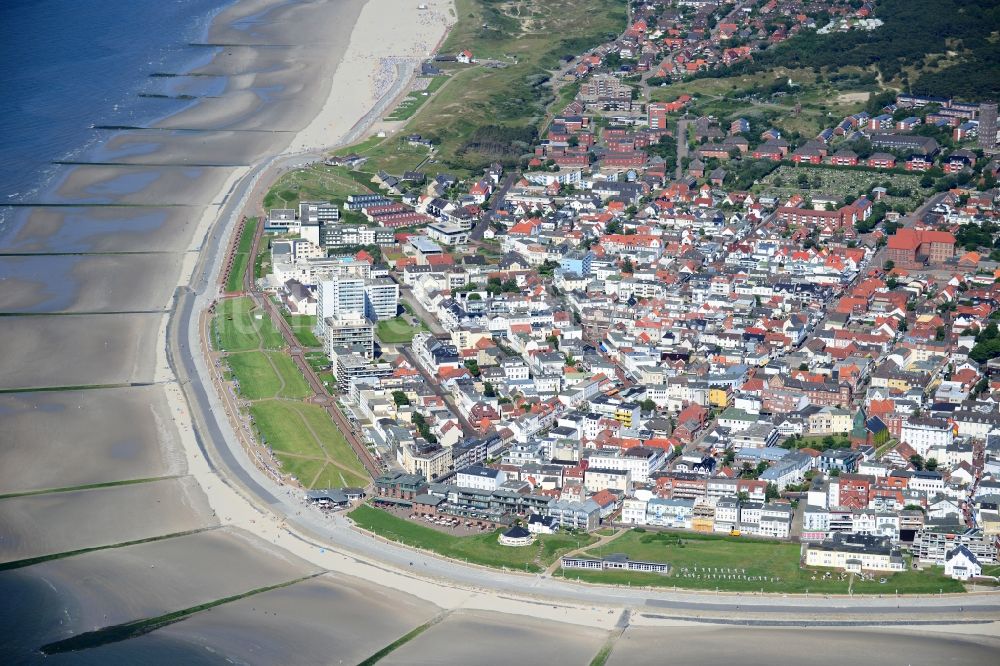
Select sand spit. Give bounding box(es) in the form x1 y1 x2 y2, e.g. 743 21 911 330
148 572 440 664
380 609 610 666
0 205 208 254
606 624 1000 666
0 385 186 495
0 312 163 390
0 253 184 313
0 476 215 564
5 527 319 647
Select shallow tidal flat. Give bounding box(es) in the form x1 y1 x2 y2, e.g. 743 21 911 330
0 253 184 313
0 386 184 495
0 205 207 254
0 476 214 564
42 163 234 207
607 625 1000 666
380 610 609 665
0 313 162 390
0 527 318 650
137 572 439 664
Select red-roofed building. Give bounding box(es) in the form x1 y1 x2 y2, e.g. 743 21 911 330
886 229 956 266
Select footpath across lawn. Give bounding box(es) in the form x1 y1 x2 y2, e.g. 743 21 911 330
226 351 311 400
212 297 285 352
558 530 964 594
349 504 594 572
250 400 369 488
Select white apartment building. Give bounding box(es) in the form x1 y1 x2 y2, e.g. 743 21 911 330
900 417 953 457
455 465 506 491
587 446 665 484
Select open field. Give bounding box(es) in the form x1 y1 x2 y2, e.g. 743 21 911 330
385 75 449 121
376 316 427 343
559 530 964 594
650 67 885 140
264 164 374 210
226 351 311 400
282 313 322 348
212 297 285 352
250 400 369 489
341 0 627 175
225 217 258 293
757 165 931 211
349 504 594 572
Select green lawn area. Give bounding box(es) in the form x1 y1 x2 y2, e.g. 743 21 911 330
263 164 374 210
376 317 426 344
283 313 322 348
225 217 258 293
212 297 285 352
250 400 369 488
560 530 964 594
349 504 595 572
226 351 311 400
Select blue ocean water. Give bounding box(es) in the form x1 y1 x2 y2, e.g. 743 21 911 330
0 0 236 201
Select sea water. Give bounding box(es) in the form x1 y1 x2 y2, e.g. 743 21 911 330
0 0 236 203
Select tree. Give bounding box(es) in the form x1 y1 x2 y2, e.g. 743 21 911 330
829 469 840 477
640 398 656 413
765 483 780 501
909 454 925 471
737 491 750 502
484 381 496 398
925 457 939 471
673 444 684 458
392 390 410 407
464 359 481 377
798 362 809 371
621 258 634 273
883 260 895 271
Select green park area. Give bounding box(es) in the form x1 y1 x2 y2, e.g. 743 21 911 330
212 297 285 352
376 316 427 344
225 217 258 293
558 530 964 594
349 504 595 572
225 351 311 400
263 164 374 211
282 312 322 348
250 400 370 489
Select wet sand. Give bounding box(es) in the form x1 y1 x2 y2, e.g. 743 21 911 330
0 253 184 313
150 572 440 664
0 386 185 495
380 609 610 666
0 205 208 254
606 624 1000 666
0 313 163 389
3 527 318 647
0 476 214 563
